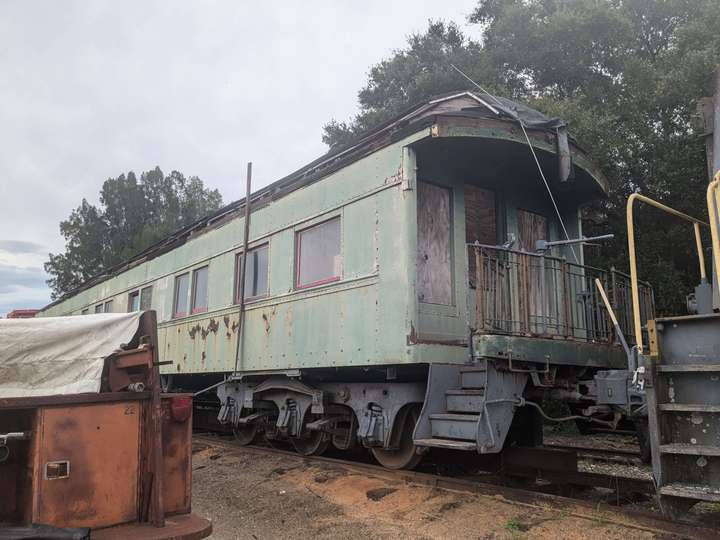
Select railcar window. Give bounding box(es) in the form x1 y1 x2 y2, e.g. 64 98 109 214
104 300 114 313
173 273 190 318
235 245 269 302
94 304 103 314
128 291 140 312
295 217 341 289
191 266 209 314
140 286 152 310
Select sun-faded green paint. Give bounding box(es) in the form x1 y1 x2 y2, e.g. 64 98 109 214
40 111 602 376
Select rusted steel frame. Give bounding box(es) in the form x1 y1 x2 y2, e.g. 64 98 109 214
561 260 571 338
522 253 531 335
137 310 165 527
233 163 253 373
475 246 484 331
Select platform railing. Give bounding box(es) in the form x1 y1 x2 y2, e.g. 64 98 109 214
469 244 654 345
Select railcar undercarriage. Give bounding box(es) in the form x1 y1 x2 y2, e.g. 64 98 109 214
215 345 650 471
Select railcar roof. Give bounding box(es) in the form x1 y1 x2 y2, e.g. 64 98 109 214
42 91 601 309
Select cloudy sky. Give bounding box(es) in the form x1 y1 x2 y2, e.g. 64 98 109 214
0 1 479 316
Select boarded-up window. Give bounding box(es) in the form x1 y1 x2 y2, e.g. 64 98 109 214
465 186 496 245
465 186 496 288
417 182 452 305
517 209 547 252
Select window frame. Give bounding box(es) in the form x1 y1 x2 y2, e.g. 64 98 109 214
103 300 114 313
140 286 152 311
234 243 270 304
94 304 103 314
190 266 209 315
173 272 191 318
81 308 89 315
294 216 342 290
127 290 140 312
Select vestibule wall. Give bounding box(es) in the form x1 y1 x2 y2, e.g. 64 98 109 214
412 137 584 344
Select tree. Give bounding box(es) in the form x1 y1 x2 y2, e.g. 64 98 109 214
322 21 497 149
324 1 720 313
45 167 223 299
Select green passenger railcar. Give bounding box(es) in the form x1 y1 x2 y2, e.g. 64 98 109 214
41 92 651 468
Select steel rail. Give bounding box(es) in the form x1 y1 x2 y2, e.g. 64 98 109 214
626 193 708 352
194 434 717 539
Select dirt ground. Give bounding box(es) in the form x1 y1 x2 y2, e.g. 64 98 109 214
191 441 684 540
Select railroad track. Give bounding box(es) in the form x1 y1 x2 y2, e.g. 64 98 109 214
545 442 643 464
193 433 718 539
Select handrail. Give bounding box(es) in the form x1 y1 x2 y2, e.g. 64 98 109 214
471 244 653 345
707 172 720 282
626 193 709 352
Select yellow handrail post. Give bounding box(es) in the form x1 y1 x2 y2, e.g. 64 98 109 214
707 172 720 281
626 194 708 353
694 222 707 282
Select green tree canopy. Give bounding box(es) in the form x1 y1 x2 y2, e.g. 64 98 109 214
45 167 223 299
324 0 720 313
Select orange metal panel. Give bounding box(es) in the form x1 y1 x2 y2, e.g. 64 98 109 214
36 402 141 528
161 397 192 515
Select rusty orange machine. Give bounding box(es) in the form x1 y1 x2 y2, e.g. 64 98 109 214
0 311 211 539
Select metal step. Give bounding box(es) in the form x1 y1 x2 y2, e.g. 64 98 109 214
659 482 720 502
659 404 720 413
657 364 720 372
459 365 487 372
445 388 485 413
429 413 478 441
659 444 720 457
413 438 477 451
461 370 486 389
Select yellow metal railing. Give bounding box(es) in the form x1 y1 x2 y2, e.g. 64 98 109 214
626 193 708 352
707 172 720 282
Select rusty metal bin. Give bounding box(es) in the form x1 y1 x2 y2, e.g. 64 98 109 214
0 312 211 539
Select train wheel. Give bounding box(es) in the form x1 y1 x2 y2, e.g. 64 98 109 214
232 422 258 446
291 413 330 456
371 406 422 470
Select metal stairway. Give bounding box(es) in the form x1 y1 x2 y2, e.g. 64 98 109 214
413 360 527 453
645 314 720 517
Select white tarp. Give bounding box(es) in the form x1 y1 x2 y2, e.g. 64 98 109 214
0 312 143 398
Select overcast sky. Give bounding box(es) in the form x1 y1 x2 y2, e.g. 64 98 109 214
0 1 479 316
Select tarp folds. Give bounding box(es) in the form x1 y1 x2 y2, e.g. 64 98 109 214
0 313 143 399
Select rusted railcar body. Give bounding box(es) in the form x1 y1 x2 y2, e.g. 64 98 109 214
0 312 210 539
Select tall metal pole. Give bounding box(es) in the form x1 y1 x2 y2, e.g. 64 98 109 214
714 67 720 178
234 162 252 373
711 68 720 309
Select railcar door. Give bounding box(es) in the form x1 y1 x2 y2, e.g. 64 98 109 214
417 181 453 305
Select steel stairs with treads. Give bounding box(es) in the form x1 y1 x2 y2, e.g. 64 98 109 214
413 360 527 453
644 314 720 517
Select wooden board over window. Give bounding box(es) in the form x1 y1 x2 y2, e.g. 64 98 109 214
517 209 548 252
417 182 452 305
465 185 496 245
